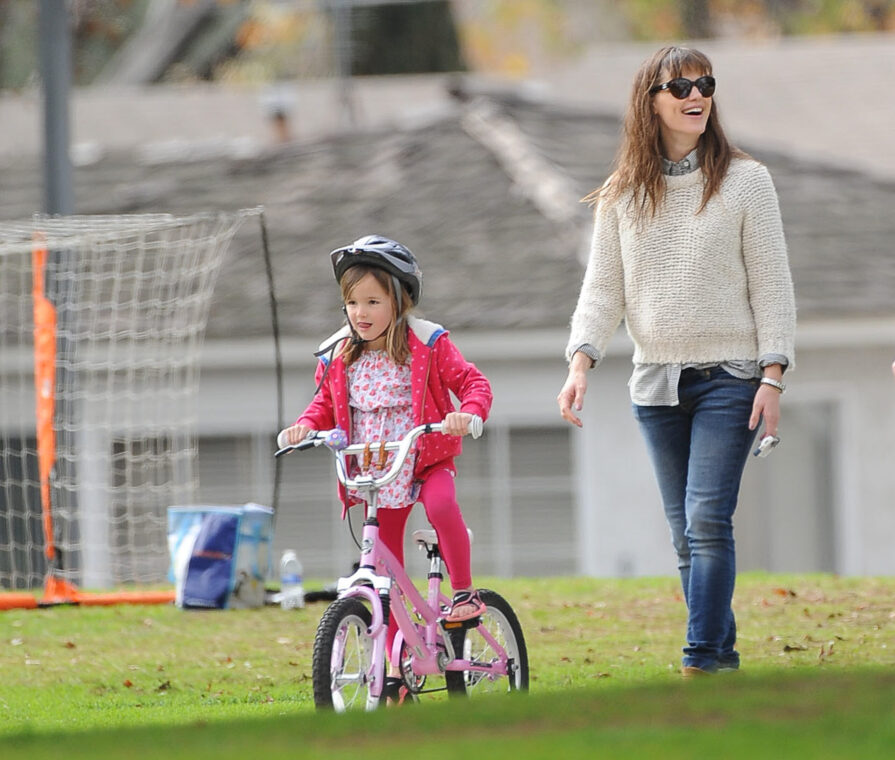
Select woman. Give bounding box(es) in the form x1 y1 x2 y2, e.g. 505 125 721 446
558 46 796 676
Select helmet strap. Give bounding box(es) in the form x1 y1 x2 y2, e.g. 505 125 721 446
392 275 404 323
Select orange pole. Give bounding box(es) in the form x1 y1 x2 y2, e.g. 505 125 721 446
0 594 39 611
32 233 59 564
70 590 176 607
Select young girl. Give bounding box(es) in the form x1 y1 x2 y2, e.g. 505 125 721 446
279 234 492 634
558 46 796 676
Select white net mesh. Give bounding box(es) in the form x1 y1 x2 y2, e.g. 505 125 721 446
0 212 251 590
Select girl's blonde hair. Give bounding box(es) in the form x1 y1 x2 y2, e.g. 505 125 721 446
584 45 748 218
339 265 412 366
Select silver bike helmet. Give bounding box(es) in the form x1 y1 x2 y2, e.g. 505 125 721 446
329 234 423 306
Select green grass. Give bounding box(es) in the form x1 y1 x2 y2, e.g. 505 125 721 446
1 573 894 756
4 670 895 760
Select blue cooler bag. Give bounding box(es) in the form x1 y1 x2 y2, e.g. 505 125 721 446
167 504 274 609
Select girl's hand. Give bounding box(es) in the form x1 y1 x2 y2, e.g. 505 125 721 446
442 412 474 437
749 384 781 437
278 424 314 448
558 353 591 428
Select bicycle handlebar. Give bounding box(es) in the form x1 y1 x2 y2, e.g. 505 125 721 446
275 415 483 491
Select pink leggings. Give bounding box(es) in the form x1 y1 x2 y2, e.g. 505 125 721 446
377 468 473 655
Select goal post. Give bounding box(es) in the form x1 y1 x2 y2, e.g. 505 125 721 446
0 211 255 600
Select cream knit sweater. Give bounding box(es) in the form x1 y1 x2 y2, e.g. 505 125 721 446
566 158 796 367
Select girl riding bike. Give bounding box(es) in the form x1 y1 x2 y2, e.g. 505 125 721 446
278 234 492 697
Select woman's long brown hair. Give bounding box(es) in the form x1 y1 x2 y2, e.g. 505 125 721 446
584 46 748 218
338 265 412 366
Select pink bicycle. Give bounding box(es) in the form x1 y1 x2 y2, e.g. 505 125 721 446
277 419 529 711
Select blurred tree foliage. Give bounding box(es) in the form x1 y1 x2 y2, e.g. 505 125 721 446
215 1 465 83
626 0 895 39
1 0 893 89
0 0 148 89
349 1 465 75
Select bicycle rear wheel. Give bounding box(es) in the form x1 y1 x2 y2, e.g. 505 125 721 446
312 597 376 711
445 589 529 696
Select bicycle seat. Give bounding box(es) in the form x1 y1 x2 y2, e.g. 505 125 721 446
412 528 474 549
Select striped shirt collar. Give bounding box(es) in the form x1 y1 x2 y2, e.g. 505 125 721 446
661 148 699 176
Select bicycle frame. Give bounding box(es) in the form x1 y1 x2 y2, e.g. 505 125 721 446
335 507 512 705
279 419 512 706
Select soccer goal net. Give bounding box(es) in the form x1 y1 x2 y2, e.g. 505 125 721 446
0 212 251 592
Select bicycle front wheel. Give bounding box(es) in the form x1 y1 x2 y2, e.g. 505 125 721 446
312 597 376 711
445 589 529 697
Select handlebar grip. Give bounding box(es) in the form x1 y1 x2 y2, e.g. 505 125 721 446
276 429 320 455
468 414 484 439
275 436 320 458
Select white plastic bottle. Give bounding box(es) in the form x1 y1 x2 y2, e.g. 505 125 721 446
279 550 305 609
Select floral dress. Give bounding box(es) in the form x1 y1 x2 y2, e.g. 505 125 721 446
347 350 417 509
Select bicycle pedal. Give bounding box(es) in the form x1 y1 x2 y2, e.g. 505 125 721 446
441 615 481 630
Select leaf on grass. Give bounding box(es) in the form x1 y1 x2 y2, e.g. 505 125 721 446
783 643 808 652
63 641 76 649
773 588 797 598
156 680 171 692
123 679 134 688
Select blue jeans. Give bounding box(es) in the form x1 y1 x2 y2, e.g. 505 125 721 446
633 367 759 672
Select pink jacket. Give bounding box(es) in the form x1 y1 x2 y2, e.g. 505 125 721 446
295 317 492 514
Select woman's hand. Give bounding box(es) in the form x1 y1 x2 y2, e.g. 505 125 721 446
749 384 781 438
442 412 474 437
278 423 314 448
558 353 592 428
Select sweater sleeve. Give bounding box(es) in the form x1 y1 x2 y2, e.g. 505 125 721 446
565 196 626 363
740 164 797 368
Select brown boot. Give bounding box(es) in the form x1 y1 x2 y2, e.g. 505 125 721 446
681 665 713 679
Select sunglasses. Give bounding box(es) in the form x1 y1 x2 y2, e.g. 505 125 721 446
649 75 716 99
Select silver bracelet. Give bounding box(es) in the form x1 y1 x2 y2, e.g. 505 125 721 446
760 377 785 394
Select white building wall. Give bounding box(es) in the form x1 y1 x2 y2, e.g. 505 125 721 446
195 317 895 578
